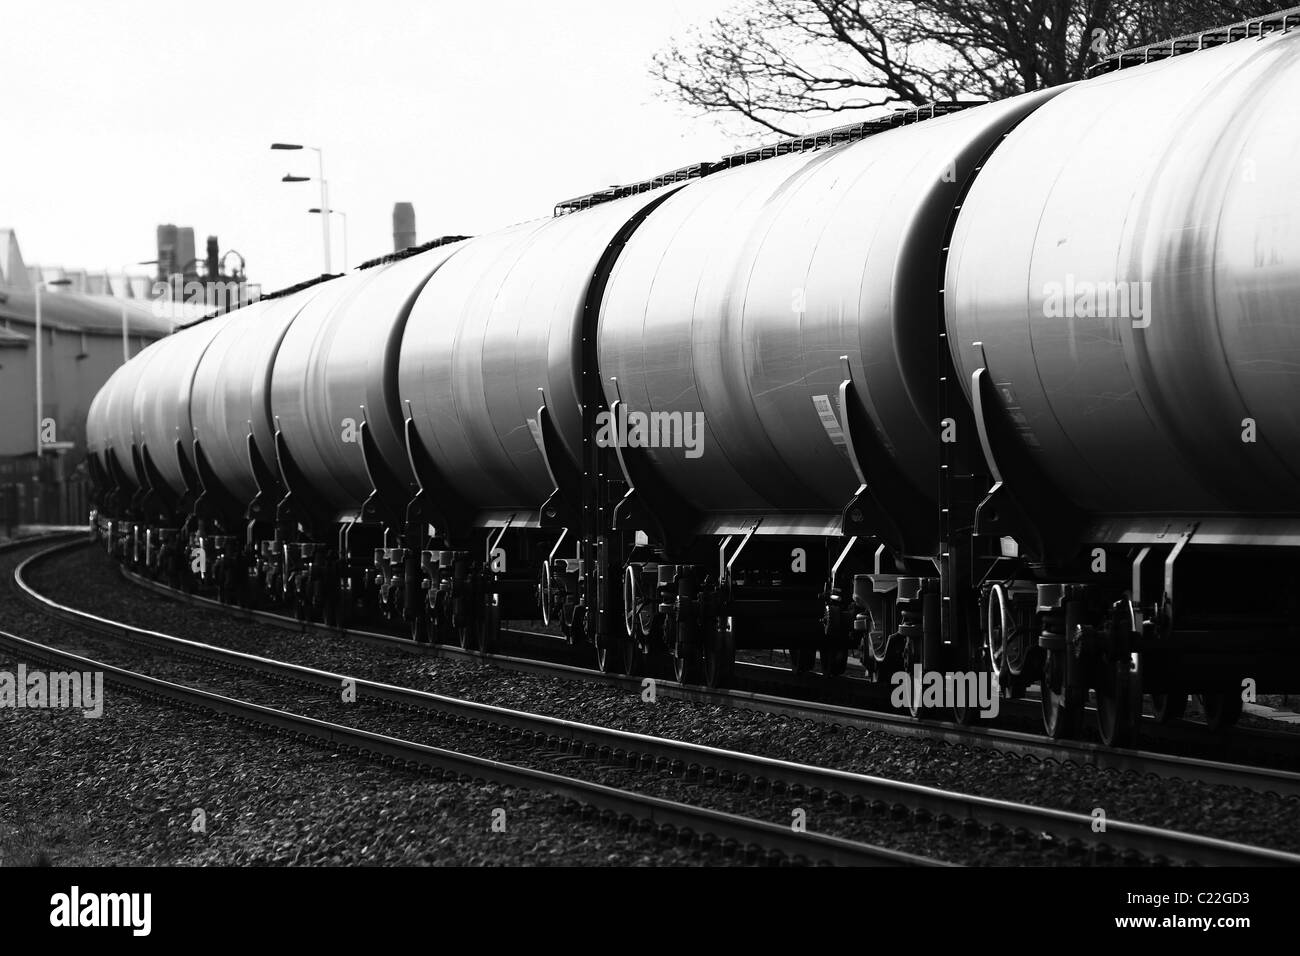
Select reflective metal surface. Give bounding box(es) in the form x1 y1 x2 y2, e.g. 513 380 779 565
947 31 1300 518
268 270 389 513
398 188 678 513
87 354 150 485
189 295 314 505
93 336 178 489
92 35 1300 538
85 377 106 469
131 318 227 498
597 90 1059 523
270 244 463 515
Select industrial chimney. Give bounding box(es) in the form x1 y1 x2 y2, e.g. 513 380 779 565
176 227 196 277
206 236 220 279
393 203 416 252
156 224 179 279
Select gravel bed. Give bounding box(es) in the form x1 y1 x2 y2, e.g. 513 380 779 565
21 544 1300 860
5 619 1046 865
0 680 722 866
0 541 727 866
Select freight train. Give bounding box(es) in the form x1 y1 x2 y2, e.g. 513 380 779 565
86 25 1300 746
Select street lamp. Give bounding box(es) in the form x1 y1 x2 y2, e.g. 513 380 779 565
34 276 72 456
272 142 331 275
308 207 348 271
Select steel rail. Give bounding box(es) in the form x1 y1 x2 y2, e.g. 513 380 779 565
20 542 1300 865
0 625 931 867
97 543 1300 800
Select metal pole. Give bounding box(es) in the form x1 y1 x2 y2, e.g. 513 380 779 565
34 285 43 457
339 211 349 271
317 149 332 275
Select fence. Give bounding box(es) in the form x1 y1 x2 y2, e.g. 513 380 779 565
0 456 91 532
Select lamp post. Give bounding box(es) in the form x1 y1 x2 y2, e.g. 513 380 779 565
34 277 72 456
272 143 331 275
308 207 348 271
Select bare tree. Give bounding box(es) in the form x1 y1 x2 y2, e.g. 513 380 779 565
653 1 1289 135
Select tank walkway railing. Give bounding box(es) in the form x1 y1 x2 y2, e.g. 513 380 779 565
552 100 983 216
1090 5 1300 75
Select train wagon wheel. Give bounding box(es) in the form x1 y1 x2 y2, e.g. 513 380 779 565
1095 659 1139 747
1095 657 1142 747
538 562 553 627
985 583 1011 685
569 607 587 647
985 584 1034 697
949 640 981 725
704 616 736 689
596 635 625 675
1095 600 1141 747
1198 692 1243 733
622 631 645 677
623 566 646 641
1151 692 1187 723
636 614 670 681
672 649 702 685
1040 649 1082 739
668 610 702 684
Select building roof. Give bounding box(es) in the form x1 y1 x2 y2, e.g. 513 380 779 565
0 286 173 338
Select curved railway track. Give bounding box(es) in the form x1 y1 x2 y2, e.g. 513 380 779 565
0 535 926 868
14 539 1300 866
0 628 932 867
93 542 1300 799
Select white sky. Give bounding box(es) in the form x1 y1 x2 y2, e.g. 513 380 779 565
2 0 749 291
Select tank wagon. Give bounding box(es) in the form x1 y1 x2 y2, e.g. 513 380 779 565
88 22 1300 745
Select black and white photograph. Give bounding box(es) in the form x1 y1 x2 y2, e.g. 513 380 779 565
2 0 1298 935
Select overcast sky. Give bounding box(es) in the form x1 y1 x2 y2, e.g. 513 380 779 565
2 0 748 291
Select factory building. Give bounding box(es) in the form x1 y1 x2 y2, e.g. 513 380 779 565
0 229 172 531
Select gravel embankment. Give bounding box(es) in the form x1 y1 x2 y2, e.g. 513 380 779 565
16 543 1300 861
0 540 727 866
0 653 722 866
3 616 1044 865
